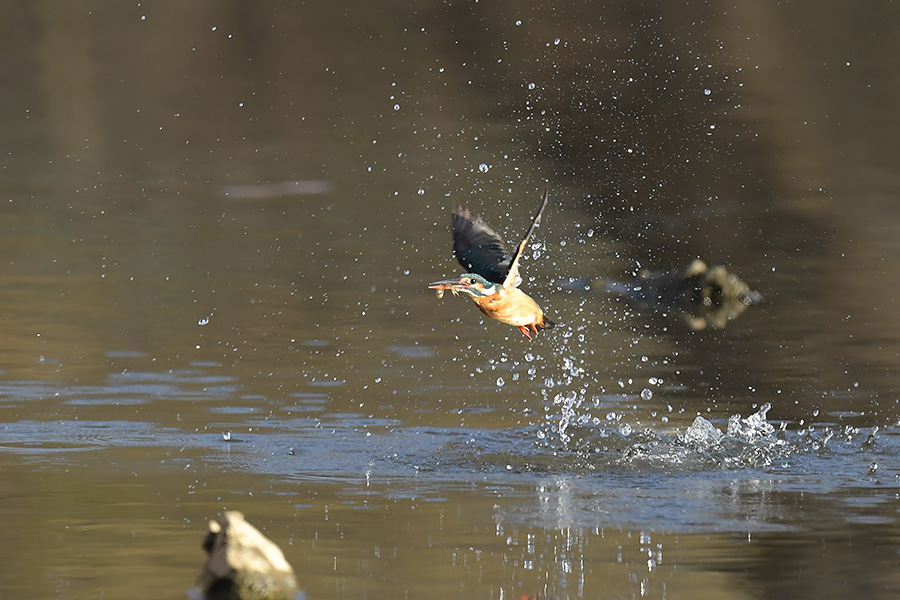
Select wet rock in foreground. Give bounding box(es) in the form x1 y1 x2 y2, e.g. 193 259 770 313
196 511 300 600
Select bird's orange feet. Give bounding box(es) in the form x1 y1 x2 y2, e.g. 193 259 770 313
519 325 533 340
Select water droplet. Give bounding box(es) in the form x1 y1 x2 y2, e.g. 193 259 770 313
478 163 490 173
641 388 653 400
496 377 505 387
198 316 209 326
704 88 711 96
393 103 400 111
417 188 425 195
222 430 232 441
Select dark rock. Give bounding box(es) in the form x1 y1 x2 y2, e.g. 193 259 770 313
634 259 762 329
571 259 761 329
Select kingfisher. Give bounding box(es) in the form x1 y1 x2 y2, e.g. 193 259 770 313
429 182 555 339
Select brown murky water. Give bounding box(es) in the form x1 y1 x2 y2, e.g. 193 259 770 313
2 2 900 599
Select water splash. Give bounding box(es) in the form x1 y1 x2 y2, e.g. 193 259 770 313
530 401 822 474
725 402 775 443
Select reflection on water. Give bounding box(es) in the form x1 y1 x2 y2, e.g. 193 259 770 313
2 1 900 599
3 367 899 598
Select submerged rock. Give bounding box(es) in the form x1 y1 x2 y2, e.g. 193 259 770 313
633 259 762 329
567 259 761 329
196 511 300 600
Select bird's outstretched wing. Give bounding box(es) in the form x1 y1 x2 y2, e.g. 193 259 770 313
502 182 549 289
451 183 549 287
452 204 513 285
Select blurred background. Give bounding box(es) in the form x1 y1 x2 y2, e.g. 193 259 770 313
1 1 899 599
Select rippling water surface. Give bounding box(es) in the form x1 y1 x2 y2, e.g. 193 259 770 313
2 2 900 599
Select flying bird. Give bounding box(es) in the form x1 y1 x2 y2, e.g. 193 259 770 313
429 183 555 339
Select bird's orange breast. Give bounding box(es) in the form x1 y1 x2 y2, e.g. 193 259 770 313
472 287 545 328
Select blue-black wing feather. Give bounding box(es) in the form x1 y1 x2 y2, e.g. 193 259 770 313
452 204 512 284
451 183 550 286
